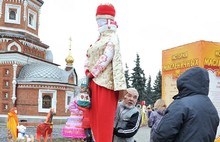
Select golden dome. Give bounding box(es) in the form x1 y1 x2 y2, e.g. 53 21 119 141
65 37 74 66
65 54 74 65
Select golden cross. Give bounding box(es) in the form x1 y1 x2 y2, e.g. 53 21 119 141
69 37 72 51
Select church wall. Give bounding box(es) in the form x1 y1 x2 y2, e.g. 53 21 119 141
0 0 76 122
2 38 46 60
16 87 39 115
0 1 40 36
16 86 71 116
0 42 7 51
0 1 25 30
26 5 38 35
56 89 70 116
0 64 13 114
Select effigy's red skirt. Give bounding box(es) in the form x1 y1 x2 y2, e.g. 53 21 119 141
89 80 118 142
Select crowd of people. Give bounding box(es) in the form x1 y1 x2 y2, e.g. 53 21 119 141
6 69 220 141
61 66 220 142
5 2 220 142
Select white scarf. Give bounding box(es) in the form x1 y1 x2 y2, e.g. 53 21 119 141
97 19 118 33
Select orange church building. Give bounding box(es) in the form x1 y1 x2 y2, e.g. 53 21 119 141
0 0 78 123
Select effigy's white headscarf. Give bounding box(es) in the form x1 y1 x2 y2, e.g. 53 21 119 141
97 18 118 33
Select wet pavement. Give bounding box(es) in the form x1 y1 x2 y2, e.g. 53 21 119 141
0 123 150 142
134 126 150 142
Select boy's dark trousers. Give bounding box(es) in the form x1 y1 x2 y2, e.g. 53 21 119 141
85 128 93 142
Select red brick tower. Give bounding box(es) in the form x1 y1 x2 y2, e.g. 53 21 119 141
0 0 78 123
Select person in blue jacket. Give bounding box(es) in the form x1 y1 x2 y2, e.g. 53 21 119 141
152 67 219 142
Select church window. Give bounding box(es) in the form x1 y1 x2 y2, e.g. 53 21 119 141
28 9 37 30
4 80 9 88
67 96 71 105
5 4 21 24
9 9 16 20
5 69 9 76
3 104 8 111
65 91 75 112
29 13 33 25
3 92 9 99
10 45 18 51
38 90 57 113
5 81 8 87
42 95 52 108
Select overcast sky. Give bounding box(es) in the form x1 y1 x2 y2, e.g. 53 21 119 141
38 0 220 81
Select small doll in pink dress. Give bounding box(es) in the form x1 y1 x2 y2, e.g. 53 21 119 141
62 98 86 142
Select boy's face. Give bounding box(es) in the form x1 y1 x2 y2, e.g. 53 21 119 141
124 92 138 107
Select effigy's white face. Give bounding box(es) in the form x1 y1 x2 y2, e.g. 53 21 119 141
96 18 107 28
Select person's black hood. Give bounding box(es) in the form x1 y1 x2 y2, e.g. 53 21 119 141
173 67 209 99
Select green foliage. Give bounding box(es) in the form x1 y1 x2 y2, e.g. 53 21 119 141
151 70 162 103
145 75 153 104
128 54 162 105
124 63 131 88
130 54 147 102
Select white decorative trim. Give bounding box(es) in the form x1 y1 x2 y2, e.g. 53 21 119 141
38 8 41 28
0 38 11 43
28 9 37 30
32 0 43 6
38 89 57 113
0 26 39 38
0 53 50 65
5 0 24 3
23 0 28 21
28 0 40 11
0 0 3 18
19 40 45 51
5 4 21 24
18 115 68 119
7 41 22 52
0 60 26 65
12 64 17 104
65 91 74 112
17 83 75 91
73 71 77 85
0 114 68 120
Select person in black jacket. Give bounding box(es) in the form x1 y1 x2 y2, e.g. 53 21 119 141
152 67 219 142
113 88 142 142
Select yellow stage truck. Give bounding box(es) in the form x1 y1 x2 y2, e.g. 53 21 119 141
162 40 220 136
